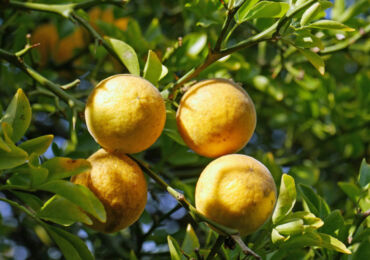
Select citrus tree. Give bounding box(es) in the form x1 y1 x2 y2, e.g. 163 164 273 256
0 0 369 259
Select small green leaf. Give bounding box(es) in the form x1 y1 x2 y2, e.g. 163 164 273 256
300 2 321 26
282 231 351 254
19 135 54 155
38 195 92 226
288 211 324 230
297 48 325 75
0 136 11 152
143 50 166 85
168 235 182 260
0 123 28 170
164 109 186 146
358 159 370 189
235 0 259 23
338 182 362 202
298 184 330 218
36 180 106 223
0 89 32 142
275 219 304 235
271 228 289 244
104 36 140 76
42 157 90 182
272 174 296 224
320 210 344 236
45 224 94 260
306 20 355 31
182 224 200 257
238 1 290 23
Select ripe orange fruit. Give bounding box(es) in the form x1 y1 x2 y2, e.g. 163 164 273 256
176 78 256 158
31 24 59 66
71 149 147 233
195 154 277 235
85 74 166 154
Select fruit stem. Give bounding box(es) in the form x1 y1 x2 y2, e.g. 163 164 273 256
129 155 262 259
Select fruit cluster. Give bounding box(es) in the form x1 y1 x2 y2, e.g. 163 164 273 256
74 74 277 236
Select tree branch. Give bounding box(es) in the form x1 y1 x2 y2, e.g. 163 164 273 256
0 48 85 111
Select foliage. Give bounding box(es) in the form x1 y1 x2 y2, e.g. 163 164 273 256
0 0 369 259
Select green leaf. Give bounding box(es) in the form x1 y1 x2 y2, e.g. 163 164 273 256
143 50 167 85
0 89 32 142
358 159 370 189
42 157 90 182
320 210 344 236
306 20 355 31
235 0 259 23
104 36 140 76
36 180 106 223
294 31 324 50
19 135 53 155
297 48 325 75
0 123 28 170
164 109 186 146
16 157 49 186
275 219 304 235
38 195 92 226
11 191 43 212
238 1 290 23
45 224 94 260
298 184 330 218
288 211 324 230
271 228 289 244
182 224 200 258
0 136 11 152
300 2 321 26
282 231 351 254
168 235 182 260
272 174 296 224
338 182 362 202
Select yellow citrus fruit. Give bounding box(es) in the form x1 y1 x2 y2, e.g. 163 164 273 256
31 24 59 66
114 17 130 31
71 149 147 233
176 78 256 158
195 154 276 235
85 74 166 154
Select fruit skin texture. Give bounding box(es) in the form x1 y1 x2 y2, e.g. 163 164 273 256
85 74 166 154
176 78 256 158
71 149 147 233
195 154 276 236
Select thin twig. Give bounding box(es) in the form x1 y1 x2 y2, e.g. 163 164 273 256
206 235 226 260
0 48 85 111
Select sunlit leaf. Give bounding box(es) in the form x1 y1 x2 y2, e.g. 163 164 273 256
182 224 200 257
298 184 330 218
168 235 182 260
0 123 28 170
104 36 140 75
237 1 289 23
306 20 355 31
358 158 370 189
19 135 53 155
143 50 166 85
273 174 296 224
0 89 32 142
297 48 325 75
42 157 90 182
38 195 92 226
36 180 106 223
